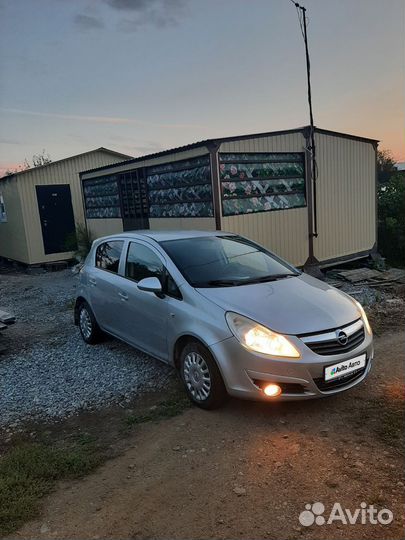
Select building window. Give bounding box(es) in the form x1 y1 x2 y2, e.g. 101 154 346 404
146 155 213 218
219 153 306 216
83 175 121 219
95 241 124 273
0 194 6 223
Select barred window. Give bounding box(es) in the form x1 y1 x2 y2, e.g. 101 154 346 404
83 175 121 219
146 155 213 218
219 153 306 216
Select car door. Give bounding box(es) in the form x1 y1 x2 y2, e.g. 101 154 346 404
114 240 169 361
87 239 125 334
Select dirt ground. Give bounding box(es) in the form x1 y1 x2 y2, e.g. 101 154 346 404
12 330 405 540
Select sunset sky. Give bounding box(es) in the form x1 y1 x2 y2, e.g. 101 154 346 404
0 0 404 176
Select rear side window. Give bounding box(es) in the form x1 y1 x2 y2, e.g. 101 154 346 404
96 241 124 273
126 242 164 282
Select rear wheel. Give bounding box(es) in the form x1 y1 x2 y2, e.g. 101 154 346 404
78 301 103 344
180 341 228 409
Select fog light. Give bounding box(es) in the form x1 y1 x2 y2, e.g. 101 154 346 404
263 383 282 397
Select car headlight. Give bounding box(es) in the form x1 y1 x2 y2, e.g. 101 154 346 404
225 312 300 358
354 300 372 335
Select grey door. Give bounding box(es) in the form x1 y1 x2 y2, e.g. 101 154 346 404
36 184 76 254
119 170 149 231
115 241 168 360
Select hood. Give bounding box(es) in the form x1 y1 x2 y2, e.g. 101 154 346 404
196 273 360 335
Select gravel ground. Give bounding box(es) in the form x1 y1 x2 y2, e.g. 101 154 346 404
0 269 173 430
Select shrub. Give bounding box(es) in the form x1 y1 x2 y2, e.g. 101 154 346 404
378 173 405 266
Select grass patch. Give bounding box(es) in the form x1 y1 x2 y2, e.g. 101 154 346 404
0 395 190 536
0 437 103 537
124 395 191 427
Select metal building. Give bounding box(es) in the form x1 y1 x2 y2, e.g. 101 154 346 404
0 148 132 265
79 126 377 268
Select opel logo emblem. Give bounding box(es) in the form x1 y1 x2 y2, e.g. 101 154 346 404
337 330 348 345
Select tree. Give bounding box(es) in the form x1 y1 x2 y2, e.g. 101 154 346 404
377 149 397 184
378 173 405 266
3 160 30 176
1 150 52 177
32 149 52 167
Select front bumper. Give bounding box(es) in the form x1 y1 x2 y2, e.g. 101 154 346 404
209 330 374 401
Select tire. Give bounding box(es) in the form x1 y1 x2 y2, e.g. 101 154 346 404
180 341 228 410
78 300 103 344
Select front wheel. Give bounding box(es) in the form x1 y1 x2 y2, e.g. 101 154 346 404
78 301 103 344
180 341 228 409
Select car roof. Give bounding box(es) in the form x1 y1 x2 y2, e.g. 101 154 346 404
97 230 236 243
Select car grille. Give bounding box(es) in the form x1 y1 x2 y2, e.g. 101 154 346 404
314 360 368 392
300 319 365 356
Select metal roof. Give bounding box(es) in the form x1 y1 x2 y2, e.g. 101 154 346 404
79 126 379 177
1 147 133 180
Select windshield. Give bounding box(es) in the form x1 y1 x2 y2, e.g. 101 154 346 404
159 235 299 288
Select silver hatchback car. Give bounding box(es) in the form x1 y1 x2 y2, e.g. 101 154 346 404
75 230 373 409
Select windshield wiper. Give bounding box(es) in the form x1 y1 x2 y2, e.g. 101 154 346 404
205 274 298 287
240 273 298 285
205 279 246 287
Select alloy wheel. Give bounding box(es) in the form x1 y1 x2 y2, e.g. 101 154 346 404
79 307 92 339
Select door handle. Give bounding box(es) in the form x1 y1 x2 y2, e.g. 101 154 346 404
89 278 96 286
118 291 128 301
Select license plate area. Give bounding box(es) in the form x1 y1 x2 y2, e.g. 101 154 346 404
324 354 367 382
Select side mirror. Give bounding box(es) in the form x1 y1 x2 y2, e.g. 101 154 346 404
137 276 162 294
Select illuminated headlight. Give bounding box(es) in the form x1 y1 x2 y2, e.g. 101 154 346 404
354 300 372 335
225 312 300 358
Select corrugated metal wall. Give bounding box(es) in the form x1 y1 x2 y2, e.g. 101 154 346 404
16 150 129 264
0 176 29 262
221 209 309 266
312 133 376 262
219 132 309 265
87 218 124 239
149 217 216 232
219 132 305 154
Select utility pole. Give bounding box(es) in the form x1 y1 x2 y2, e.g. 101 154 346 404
291 1 318 238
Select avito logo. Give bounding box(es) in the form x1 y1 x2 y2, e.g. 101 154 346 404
299 501 394 527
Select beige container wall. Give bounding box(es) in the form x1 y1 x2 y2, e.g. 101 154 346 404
313 133 376 262
16 151 128 264
87 218 123 239
149 218 216 231
0 177 29 262
219 132 309 266
221 209 309 266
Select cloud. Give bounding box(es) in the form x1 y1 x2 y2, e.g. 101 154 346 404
74 13 104 30
0 108 207 130
106 0 151 11
0 137 24 145
107 0 188 32
107 134 163 154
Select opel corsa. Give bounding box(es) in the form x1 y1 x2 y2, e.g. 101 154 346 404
75 231 373 409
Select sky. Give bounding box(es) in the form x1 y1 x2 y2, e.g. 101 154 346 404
0 0 404 176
